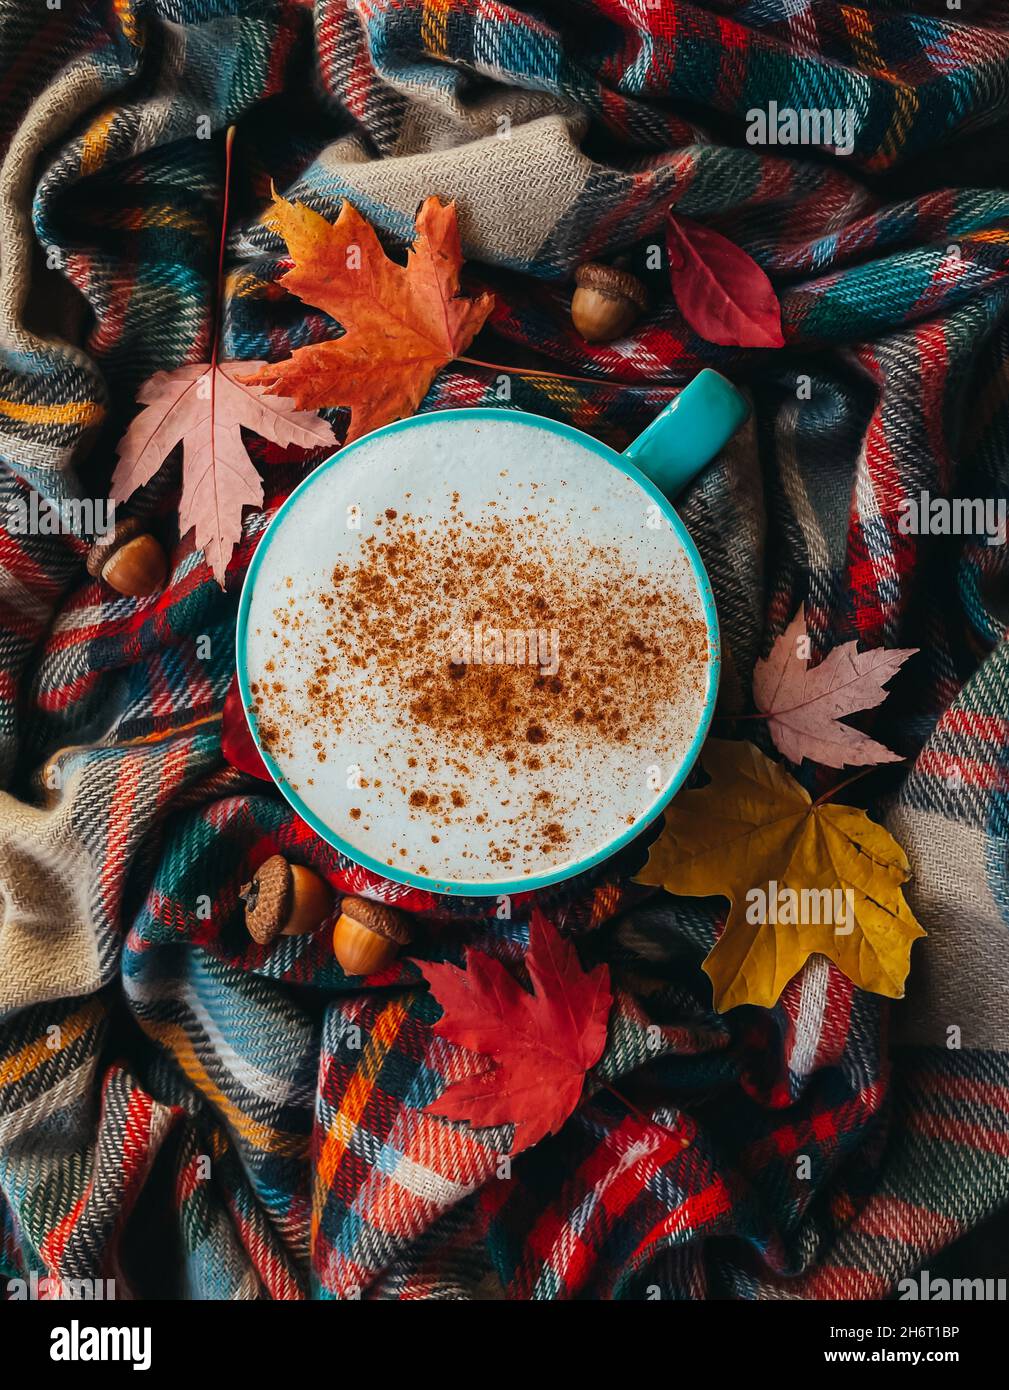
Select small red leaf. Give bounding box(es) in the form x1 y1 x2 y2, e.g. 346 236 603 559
222 674 271 780
419 911 612 1153
666 214 784 348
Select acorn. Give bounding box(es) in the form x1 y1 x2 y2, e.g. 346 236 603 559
241 854 333 945
87 516 167 598
571 262 648 343
333 895 412 976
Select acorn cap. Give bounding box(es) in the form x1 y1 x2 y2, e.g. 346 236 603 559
241 854 291 944
574 262 648 311
86 515 145 579
340 895 412 945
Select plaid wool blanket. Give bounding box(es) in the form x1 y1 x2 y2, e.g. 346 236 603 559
1 0 1008 1301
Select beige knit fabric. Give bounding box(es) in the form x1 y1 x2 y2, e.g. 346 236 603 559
316 111 595 265
889 803 1009 1051
0 785 101 1015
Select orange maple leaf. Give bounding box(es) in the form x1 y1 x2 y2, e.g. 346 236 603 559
242 195 495 442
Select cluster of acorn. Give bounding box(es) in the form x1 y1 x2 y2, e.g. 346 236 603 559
240 854 412 974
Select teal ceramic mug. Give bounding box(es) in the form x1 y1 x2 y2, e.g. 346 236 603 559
236 369 748 896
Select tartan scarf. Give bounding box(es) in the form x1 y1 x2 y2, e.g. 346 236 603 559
1 0 1008 1299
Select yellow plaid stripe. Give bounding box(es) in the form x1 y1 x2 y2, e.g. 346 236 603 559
0 1003 97 1088
0 397 103 427
138 1016 309 1158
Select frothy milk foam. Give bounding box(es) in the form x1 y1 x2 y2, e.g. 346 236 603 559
243 414 711 889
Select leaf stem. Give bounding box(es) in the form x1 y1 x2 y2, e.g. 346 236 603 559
455 354 680 391
210 125 236 371
600 1079 688 1147
809 761 905 809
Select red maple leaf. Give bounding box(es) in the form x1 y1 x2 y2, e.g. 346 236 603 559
419 911 612 1153
221 674 270 780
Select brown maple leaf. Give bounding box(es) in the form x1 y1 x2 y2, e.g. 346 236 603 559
241 194 495 442
111 362 337 586
419 912 612 1154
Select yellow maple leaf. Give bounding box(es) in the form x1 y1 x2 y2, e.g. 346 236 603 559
636 739 925 1011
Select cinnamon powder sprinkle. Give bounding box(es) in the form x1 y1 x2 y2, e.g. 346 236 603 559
251 508 707 866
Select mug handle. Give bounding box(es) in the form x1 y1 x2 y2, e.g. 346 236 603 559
622 368 750 498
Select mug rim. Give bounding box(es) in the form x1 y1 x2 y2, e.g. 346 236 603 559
235 406 721 897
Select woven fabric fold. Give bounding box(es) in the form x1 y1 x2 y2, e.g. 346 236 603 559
0 0 1007 1299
